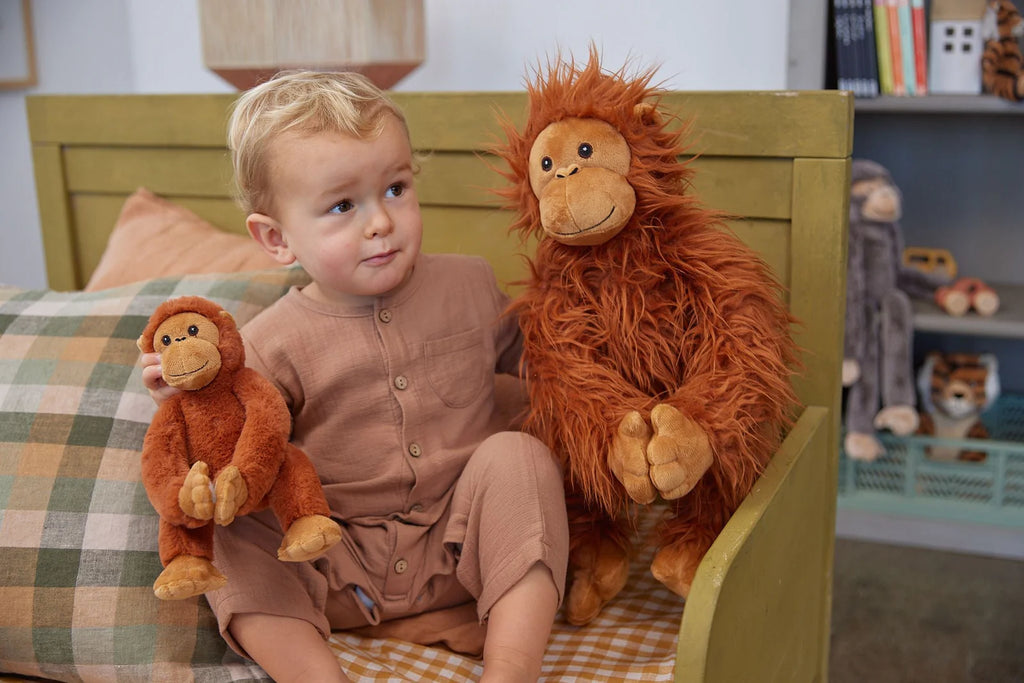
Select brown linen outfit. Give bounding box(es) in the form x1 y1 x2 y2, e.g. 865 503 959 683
205 253 569 655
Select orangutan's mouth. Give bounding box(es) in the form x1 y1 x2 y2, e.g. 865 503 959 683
555 206 616 236
170 361 209 378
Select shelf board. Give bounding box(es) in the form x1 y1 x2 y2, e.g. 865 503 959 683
913 282 1024 339
854 94 1024 115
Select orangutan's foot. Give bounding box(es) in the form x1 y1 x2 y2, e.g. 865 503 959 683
213 465 248 526
609 411 656 504
178 461 214 521
565 536 631 625
873 404 919 437
646 405 713 500
844 431 884 462
278 514 343 562
650 541 702 598
153 555 227 601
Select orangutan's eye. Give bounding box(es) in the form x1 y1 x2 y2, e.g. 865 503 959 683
188 325 199 336
541 156 553 172
578 143 593 159
161 335 172 347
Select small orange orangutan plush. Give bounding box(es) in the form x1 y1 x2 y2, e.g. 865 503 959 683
495 50 800 625
137 296 341 600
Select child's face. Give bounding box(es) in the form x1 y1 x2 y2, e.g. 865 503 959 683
255 115 423 306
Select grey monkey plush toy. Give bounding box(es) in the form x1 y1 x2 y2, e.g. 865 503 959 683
843 160 950 461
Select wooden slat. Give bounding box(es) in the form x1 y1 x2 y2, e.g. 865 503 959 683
787 156 849 683
32 144 78 291
725 219 791 289
59 144 792 222
394 91 853 158
659 91 854 159
688 157 792 220
70 194 124 279
421 206 790 295
27 95 236 147
676 407 830 682
419 206 530 291
417 153 793 219
63 147 234 197
28 91 853 159
788 158 849 413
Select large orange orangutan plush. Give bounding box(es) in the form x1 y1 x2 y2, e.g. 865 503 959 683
495 52 800 625
137 296 341 600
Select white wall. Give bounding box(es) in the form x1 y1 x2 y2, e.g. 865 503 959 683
1 0 794 290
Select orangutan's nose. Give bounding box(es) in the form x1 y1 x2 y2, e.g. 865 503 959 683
556 164 580 179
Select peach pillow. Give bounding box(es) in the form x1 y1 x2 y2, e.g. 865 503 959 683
84 188 280 291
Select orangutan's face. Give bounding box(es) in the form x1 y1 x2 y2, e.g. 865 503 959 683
527 117 636 246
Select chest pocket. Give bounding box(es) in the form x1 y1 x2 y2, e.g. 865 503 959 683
423 328 489 408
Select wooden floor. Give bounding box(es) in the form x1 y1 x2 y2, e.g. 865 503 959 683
829 538 1024 683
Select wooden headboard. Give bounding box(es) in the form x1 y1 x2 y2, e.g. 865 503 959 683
27 90 852 682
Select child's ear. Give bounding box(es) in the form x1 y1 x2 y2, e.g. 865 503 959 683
246 213 297 265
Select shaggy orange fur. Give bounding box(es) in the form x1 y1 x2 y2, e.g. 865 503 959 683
495 51 800 604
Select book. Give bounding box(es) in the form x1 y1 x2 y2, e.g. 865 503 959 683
849 0 868 95
897 0 917 95
873 0 895 93
833 0 855 93
860 0 881 96
886 0 906 94
911 0 928 94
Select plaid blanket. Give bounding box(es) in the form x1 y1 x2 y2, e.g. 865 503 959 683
0 268 683 682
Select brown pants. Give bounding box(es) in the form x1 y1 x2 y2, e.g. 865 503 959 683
205 431 568 657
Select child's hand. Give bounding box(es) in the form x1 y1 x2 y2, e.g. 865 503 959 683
140 352 181 404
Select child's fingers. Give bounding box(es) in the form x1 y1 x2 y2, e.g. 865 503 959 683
140 356 180 404
139 352 161 368
141 363 166 392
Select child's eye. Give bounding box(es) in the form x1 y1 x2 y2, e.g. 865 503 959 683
329 200 354 214
385 183 405 198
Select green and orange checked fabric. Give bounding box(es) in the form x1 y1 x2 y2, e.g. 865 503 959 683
0 268 309 682
0 267 684 682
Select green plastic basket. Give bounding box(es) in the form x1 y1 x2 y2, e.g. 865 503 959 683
838 394 1024 527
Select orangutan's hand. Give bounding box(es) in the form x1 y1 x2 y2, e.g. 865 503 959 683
179 461 214 521
213 465 247 526
646 404 713 499
608 411 656 504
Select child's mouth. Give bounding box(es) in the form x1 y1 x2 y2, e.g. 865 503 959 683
364 250 398 266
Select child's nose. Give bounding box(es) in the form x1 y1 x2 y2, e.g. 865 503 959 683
365 206 394 238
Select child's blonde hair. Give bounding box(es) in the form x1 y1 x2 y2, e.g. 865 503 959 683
228 71 409 214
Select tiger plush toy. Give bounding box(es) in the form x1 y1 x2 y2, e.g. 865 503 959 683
916 351 1000 462
981 0 1024 101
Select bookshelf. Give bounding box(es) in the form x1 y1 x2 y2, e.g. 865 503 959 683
855 94 1024 114
912 282 1024 339
843 87 1024 559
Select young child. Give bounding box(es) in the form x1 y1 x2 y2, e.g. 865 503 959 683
141 71 568 683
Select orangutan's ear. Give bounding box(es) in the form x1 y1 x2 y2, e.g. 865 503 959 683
634 102 662 127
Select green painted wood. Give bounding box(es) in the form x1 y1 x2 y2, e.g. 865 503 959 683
63 147 235 197
675 406 830 682
788 157 850 683
27 94 235 147
31 144 78 291
28 91 853 158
